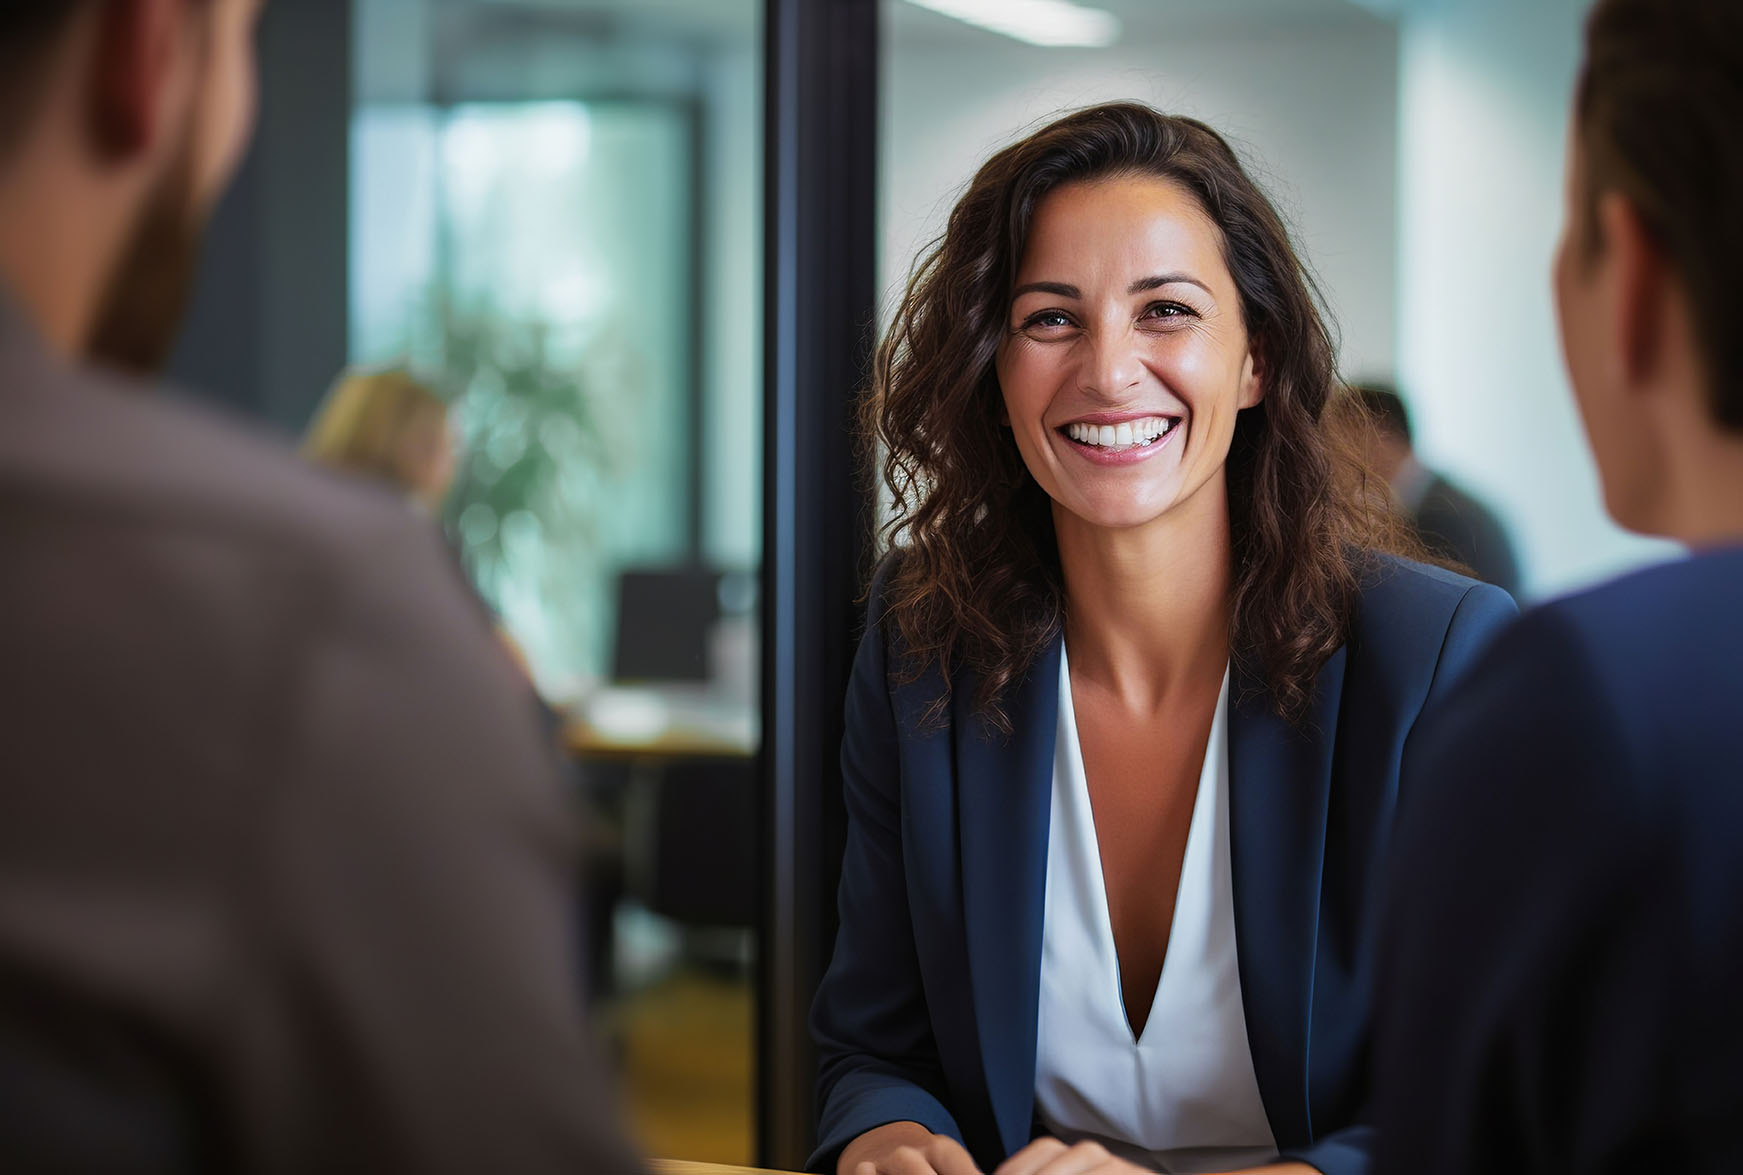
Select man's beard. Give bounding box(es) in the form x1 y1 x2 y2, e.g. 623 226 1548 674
85 135 206 377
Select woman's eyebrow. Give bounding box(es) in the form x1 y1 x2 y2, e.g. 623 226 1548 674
1128 273 1212 296
1010 275 1213 300
1011 280 1080 300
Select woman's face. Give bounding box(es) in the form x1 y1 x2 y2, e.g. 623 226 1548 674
995 174 1262 533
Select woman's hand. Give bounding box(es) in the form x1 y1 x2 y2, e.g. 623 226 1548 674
992 1138 1147 1175
840 1121 982 1175
993 1138 1318 1175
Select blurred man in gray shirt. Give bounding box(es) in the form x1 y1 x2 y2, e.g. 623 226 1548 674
0 3 640 1171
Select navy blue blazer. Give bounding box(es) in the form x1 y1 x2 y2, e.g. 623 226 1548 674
1374 546 1743 1174
811 554 1516 1175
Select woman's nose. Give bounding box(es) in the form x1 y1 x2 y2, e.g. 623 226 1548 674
1081 330 1143 400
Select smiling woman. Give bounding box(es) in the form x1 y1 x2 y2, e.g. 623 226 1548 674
872 104 1409 726
812 102 1519 1175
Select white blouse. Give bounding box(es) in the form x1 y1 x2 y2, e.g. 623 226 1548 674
1035 648 1277 1174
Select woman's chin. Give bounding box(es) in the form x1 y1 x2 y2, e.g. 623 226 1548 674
1054 492 1183 534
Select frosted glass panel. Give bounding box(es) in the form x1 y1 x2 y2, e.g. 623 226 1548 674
350 100 693 695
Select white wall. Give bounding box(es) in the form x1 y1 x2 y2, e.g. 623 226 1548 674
880 16 1401 379
1396 0 1676 597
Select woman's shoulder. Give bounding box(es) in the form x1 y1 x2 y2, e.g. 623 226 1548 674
858 549 1015 733
861 551 911 671
857 549 936 694
1349 552 1518 664
865 549 903 618
1357 550 1515 611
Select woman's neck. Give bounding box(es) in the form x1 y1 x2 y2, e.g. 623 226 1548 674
1054 474 1233 712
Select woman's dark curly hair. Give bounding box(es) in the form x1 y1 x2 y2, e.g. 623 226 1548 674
869 101 1409 729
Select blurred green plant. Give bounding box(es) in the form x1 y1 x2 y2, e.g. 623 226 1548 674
424 300 624 688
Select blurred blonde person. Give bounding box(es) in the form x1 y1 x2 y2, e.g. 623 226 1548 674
306 367 536 681
304 367 457 513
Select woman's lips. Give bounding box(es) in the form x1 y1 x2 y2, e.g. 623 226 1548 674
1057 416 1182 465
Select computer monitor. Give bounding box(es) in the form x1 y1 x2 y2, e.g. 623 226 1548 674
610 567 722 684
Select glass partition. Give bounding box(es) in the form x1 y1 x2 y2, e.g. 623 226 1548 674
352 0 763 1161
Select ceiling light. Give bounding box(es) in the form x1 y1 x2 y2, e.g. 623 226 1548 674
903 0 1122 49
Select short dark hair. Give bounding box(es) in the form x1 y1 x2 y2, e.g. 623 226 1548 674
0 2 88 158
0 2 82 45
1351 382 1412 446
1577 0 1743 431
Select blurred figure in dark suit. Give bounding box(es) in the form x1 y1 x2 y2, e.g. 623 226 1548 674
1374 0 1743 1172
0 3 639 1172
1351 382 1521 596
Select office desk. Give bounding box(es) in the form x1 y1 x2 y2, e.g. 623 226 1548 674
567 687 760 933
565 687 758 764
566 722 756 763
654 1160 802 1175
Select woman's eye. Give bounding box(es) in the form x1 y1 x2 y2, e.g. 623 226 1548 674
1022 310 1073 331
1143 302 1192 322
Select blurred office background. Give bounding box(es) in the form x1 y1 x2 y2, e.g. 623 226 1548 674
162 0 1661 1168
350 0 766 1163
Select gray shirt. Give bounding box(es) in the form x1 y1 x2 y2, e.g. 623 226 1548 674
0 294 641 1174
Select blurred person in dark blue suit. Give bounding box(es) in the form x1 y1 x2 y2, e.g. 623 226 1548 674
1373 0 1743 1171
0 3 638 1172
1348 382 1521 598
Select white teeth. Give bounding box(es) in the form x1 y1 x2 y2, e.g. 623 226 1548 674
1066 416 1176 448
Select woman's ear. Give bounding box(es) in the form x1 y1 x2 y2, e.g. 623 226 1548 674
1238 349 1266 410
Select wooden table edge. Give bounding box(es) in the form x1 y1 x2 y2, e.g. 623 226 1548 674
651 1159 805 1175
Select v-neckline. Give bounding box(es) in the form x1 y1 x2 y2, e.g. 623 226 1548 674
1056 646 1229 1048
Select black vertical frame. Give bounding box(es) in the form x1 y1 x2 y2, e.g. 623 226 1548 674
684 92 709 564
170 0 352 430
758 0 880 1168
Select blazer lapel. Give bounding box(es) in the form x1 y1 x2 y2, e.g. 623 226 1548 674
1226 647 1346 1147
954 634 1061 1157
